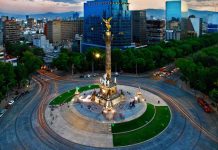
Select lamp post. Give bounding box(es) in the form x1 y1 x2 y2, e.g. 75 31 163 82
92 52 101 73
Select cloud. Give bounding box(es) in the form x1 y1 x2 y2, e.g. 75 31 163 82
0 0 83 14
50 0 84 3
0 0 217 14
184 0 218 11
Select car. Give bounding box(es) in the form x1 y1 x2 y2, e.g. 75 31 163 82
92 73 99 77
160 67 166 72
79 75 85 78
114 72 120 76
24 91 30 94
197 98 212 113
8 100 14 105
84 74 91 78
0 109 7 118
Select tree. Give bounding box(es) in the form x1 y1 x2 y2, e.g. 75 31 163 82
112 48 122 72
22 51 43 75
209 89 218 103
70 52 87 72
31 47 45 57
53 53 70 71
14 64 28 88
135 58 145 75
0 62 16 101
122 49 135 72
85 48 103 72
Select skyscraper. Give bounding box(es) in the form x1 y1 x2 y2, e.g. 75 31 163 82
0 46 4 62
166 0 182 40
166 0 182 22
83 0 132 50
3 20 21 43
46 20 61 44
146 20 165 44
131 10 147 46
0 30 3 46
61 19 83 42
0 18 3 46
27 18 35 28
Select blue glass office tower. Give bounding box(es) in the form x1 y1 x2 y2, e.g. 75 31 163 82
83 0 132 50
166 0 182 22
166 0 182 40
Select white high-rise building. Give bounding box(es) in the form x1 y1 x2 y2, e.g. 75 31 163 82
33 34 54 53
0 46 5 62
190 18 202 37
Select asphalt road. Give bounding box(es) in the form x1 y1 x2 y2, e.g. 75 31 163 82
0 74 217 150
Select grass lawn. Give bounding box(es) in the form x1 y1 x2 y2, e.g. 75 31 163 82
112 103 155 133
49 84 99 105
113 106 171 146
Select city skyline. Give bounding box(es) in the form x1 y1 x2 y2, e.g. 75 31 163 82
0 0 217 14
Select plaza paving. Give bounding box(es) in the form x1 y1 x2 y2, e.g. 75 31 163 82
45 85 169 148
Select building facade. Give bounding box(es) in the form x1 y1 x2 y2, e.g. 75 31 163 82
207 14 218 33
166 0 182 40
166 0 181 24
3 20 21 43
0 30 3 46
181 16 203 38
0 46 4 62
45 19 83 44
208 24 218 33
166 30 181 41
46 20 61 44
33 34 53 53
146 20 165 44
0 18 3 46
131 10 147 46
61 19 83 42
27 18 35 28
83 0 132 50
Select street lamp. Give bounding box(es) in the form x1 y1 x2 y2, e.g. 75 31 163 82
92 53 101 73
95 53 100 59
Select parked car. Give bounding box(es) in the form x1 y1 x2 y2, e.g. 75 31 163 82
92 73 99 77
8 100 14 105
197 98 212 113
0 109 7 118
114 72 120 76
85 74 91 78
79 75 85 78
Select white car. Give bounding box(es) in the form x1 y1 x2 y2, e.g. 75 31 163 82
8 100 14 105
0 109 7 118
114 72 120 76
86 74 91 78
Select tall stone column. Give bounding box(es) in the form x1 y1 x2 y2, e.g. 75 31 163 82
105 31 112 80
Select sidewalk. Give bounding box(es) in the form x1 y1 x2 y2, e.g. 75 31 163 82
175 79 218 113
0 80 35 109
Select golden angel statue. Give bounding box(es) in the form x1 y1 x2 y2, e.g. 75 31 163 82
103 17 112 31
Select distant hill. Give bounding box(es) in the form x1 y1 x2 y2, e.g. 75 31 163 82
145 9 218 21
0 9 218 21
0 11 82 20
145 9 165 20
188 9 218 21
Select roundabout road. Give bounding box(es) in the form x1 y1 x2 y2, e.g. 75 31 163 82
0 74 217 150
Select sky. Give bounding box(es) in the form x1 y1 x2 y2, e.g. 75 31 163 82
0 0 217 14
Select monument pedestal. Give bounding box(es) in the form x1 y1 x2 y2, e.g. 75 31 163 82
95 79 124 109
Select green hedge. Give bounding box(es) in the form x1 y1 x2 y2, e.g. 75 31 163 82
49 84 99 105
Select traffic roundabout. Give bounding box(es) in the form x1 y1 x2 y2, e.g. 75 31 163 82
1 76 218 150
45 84 171 148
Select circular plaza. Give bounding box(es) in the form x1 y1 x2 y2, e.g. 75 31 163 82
45 84 171 148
